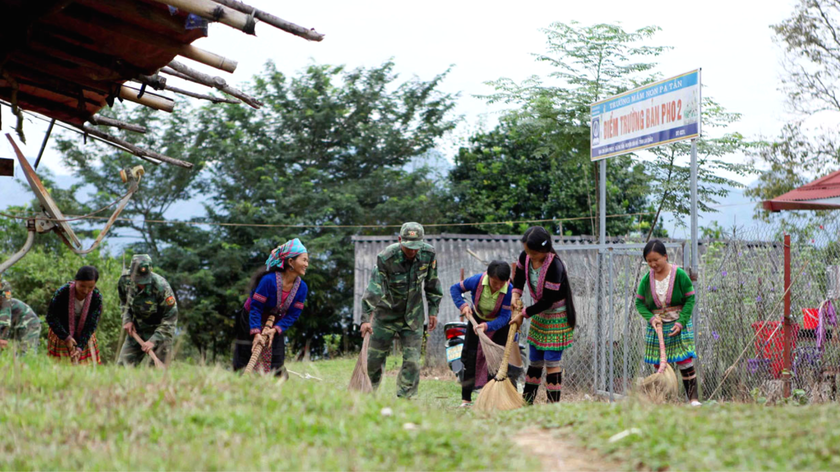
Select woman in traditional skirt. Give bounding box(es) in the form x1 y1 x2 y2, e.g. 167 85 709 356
635 240 700 406
450 260 523 407
46 266 102 364
510 226 576 404
233 238 309 376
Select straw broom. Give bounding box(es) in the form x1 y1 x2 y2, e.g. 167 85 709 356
474 314 525 412
638 322 680 402
244 315 276 374
464 311 505 376
349 330 373 392
130 330 165 369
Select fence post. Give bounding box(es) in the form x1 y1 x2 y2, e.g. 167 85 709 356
783 233 792 398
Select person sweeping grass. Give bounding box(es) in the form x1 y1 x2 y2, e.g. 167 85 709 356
450 261 522 407
233 239 310 378
509 227 577 405
635 240 700 406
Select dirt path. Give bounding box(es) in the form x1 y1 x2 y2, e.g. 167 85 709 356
514 428 626 472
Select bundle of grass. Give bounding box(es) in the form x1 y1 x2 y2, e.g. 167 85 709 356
349 332 373 392
474 321 525 412
244 315 276 374
464 312 505 376
637 323 679 402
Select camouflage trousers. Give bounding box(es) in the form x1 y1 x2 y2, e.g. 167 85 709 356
367 318 423 398
118 330 169 367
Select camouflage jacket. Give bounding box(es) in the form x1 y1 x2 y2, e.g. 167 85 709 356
118 272 178 343
0 298 41 354
362 242 443 330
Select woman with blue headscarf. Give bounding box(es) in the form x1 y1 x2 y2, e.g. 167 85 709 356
233 238 309 376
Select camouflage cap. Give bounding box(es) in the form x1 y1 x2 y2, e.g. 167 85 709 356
399 222 425 250
1 279 11 300
130 254 153 285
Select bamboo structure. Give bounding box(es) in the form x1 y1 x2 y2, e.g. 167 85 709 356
163 61 261 108
119 86 175 113
149 0 257 35
0 0 323 167
210 0 325 41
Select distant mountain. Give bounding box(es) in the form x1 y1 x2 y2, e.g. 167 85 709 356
659 180 762 238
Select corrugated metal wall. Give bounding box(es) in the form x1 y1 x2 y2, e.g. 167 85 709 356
352 233 672 371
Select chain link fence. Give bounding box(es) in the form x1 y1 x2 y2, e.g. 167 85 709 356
354 223 840 403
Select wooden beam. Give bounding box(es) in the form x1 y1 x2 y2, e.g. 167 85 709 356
148 0 256 35
89 115 147 133
211 0 325 41
119 85 175 113
163 61 262 108
80 126 193 168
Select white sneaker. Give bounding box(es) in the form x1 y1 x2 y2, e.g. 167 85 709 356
690 400 702 407
458 402 472 408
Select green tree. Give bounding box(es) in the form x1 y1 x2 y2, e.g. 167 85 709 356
475 22 753 237
747 0 840 232
191 61 458 357
54 102 207 259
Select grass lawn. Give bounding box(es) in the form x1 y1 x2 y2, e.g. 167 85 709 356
3 352 840 471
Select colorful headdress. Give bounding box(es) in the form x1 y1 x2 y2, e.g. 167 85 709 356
266 238 307 270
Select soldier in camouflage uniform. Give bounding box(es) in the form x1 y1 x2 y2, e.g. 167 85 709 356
0 280 41 355
118 255 178 366
360 222 443 398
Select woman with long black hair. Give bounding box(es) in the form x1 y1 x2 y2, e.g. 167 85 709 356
233 238 309 376
510 226 576 404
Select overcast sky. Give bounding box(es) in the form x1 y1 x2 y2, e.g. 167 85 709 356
1 0 797 185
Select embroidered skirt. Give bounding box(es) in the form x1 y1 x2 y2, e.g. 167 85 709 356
47 329 101 364
528 308 574 351
644 319 696 365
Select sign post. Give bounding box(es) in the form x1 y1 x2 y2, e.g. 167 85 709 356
590 70 702 399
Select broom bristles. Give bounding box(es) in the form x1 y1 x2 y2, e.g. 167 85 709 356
474 377 524 411
465 312 506 375
349 332 373 392
637 363 680 403
473 317 525 412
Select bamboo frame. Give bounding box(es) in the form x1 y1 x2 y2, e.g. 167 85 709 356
119 85 175 113
163 61 261 108
149 0 256 35
89 115 147 133
210 0 325 41
80 125 192 168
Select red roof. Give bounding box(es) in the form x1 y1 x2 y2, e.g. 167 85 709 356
763 168 840 212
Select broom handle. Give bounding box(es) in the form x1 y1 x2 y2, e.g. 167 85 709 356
130 330 164 368
655 321 667 374
496 312 519 380
244 315 276 373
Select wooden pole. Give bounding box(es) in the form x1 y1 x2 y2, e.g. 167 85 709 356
162 85 240 104
783 233 792 398
181 45 238 74
129 330 164 368
210 0 325 41
119 86 175 113
163 61 262 108
89 115 147 134
149 0 256 35
80 126 193 169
